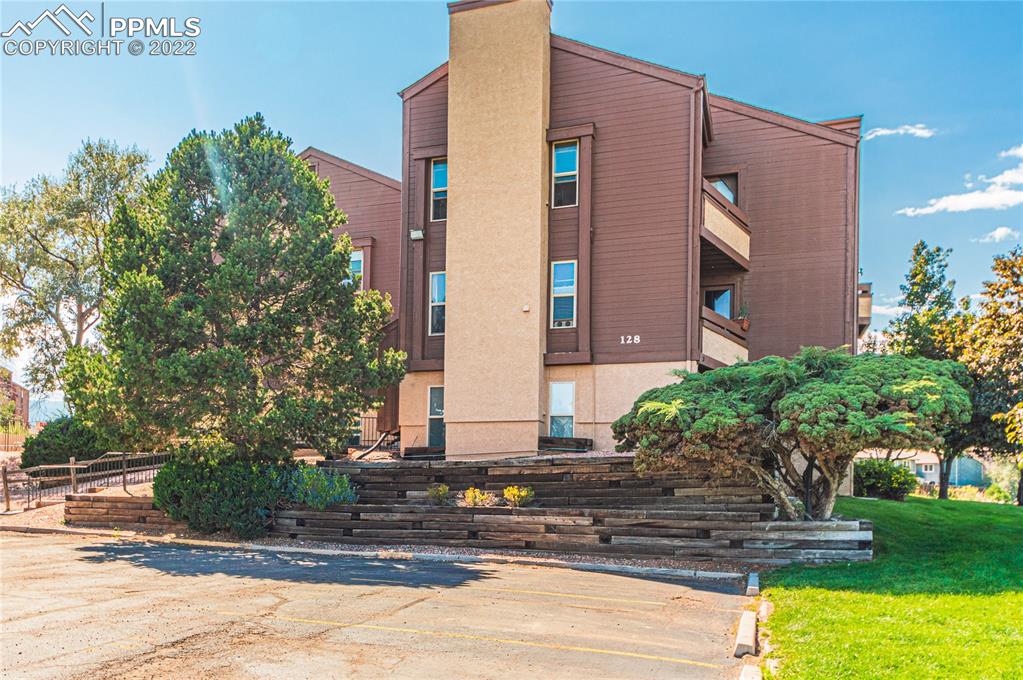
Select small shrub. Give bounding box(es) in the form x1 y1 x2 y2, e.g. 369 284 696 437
948 485 984 502
915 482 938 498
283 465 358 510
503 485 535 508
153 455 287 539
983 483 1012 503
426 483 451 506
459 487 498 507
853 459 917 501
21 417 105 468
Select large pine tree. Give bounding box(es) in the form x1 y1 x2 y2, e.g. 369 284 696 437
67 115 404 459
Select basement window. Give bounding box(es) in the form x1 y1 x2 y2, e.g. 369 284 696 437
709 174 738 205
552 141 578 208
550 260 577 328
429 271 446 335
549 382 575 438
431 158 447 221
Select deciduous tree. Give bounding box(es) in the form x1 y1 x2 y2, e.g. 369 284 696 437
0 140 149 393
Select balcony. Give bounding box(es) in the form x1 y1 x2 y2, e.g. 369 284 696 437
700 306 749 368
857 283 873 338
701 180 750 271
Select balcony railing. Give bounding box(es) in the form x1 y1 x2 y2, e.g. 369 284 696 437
701 180 750 270
700 306 749 368
857 282 873 338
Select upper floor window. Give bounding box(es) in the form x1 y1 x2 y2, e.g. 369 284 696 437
429 271 446 335
431 158 447 221
703 286 733 318
348 249 364 289
552 141 578 208
550 260 576 328
709 174 738 205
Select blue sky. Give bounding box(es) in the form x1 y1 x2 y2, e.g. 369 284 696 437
2 0 1021 394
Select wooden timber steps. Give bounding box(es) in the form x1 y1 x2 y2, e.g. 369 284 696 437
270 504 874 563
320 454 771 510
64 494 185 531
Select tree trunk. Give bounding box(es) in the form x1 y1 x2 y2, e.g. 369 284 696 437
1017 466 1023 507
937 455 954 500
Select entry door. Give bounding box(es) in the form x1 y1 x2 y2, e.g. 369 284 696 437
428 386 445 448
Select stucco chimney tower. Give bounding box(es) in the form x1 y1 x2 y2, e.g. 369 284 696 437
443 0 552 458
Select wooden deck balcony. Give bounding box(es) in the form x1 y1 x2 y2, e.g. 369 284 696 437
701 180 750 271
700 306 749 368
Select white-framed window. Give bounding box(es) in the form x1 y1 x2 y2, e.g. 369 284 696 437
550 260 576 328
429 271 446 335
349 249 364 289
431 158 447 221
549 382 575 438
552 140 578 208
918 463 936 474
428 385 445 448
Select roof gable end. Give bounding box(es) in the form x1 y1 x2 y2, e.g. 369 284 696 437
299 147 401 191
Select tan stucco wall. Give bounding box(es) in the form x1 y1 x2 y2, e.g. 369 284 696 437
444 0 552 458
545 361 697 452
702 325 749 365
398 370 444 451
704 196 750 259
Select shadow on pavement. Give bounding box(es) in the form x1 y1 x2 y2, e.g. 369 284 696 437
77 540 498 588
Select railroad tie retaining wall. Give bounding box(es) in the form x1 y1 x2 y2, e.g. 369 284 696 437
271 505 873 563
64 494 184 530
322 455 771 510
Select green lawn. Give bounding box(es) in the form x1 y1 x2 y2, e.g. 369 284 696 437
762 496 1023 679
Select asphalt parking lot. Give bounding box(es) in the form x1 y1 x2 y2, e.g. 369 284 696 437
1 533 747 679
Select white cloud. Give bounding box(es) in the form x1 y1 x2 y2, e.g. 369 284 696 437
863 124 937 141
897 149 1023 216
872 304 907 316
974 226 1020 243
1000 144 1023 159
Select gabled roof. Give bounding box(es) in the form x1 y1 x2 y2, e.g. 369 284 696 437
398 62 448 101
299 147 401 191
709 95 860 147
549 35 704 89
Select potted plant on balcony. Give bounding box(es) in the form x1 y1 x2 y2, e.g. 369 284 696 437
736 303 750 332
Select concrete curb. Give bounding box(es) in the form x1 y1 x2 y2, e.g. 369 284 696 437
745 572 760 596
733 610 758 657
739 664 763 680
0 524 746 582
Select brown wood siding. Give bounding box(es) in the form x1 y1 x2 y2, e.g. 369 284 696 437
406 76 449 364
308 153 401 314
703 102 857 359
549 47 693 364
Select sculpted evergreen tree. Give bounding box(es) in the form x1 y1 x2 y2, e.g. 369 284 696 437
612 348 971 520
67 115 405 459
0 140 149 393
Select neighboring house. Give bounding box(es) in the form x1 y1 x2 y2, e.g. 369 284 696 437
308 0 868 459
857 450 986 487
0 368 30 430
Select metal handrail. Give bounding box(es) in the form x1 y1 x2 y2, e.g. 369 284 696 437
2 451 171 512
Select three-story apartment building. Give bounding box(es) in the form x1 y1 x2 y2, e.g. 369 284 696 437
303 0 871 459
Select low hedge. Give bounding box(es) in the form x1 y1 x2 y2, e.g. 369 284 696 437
853 458 918 501
21 417 105 468
153 444 357 538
